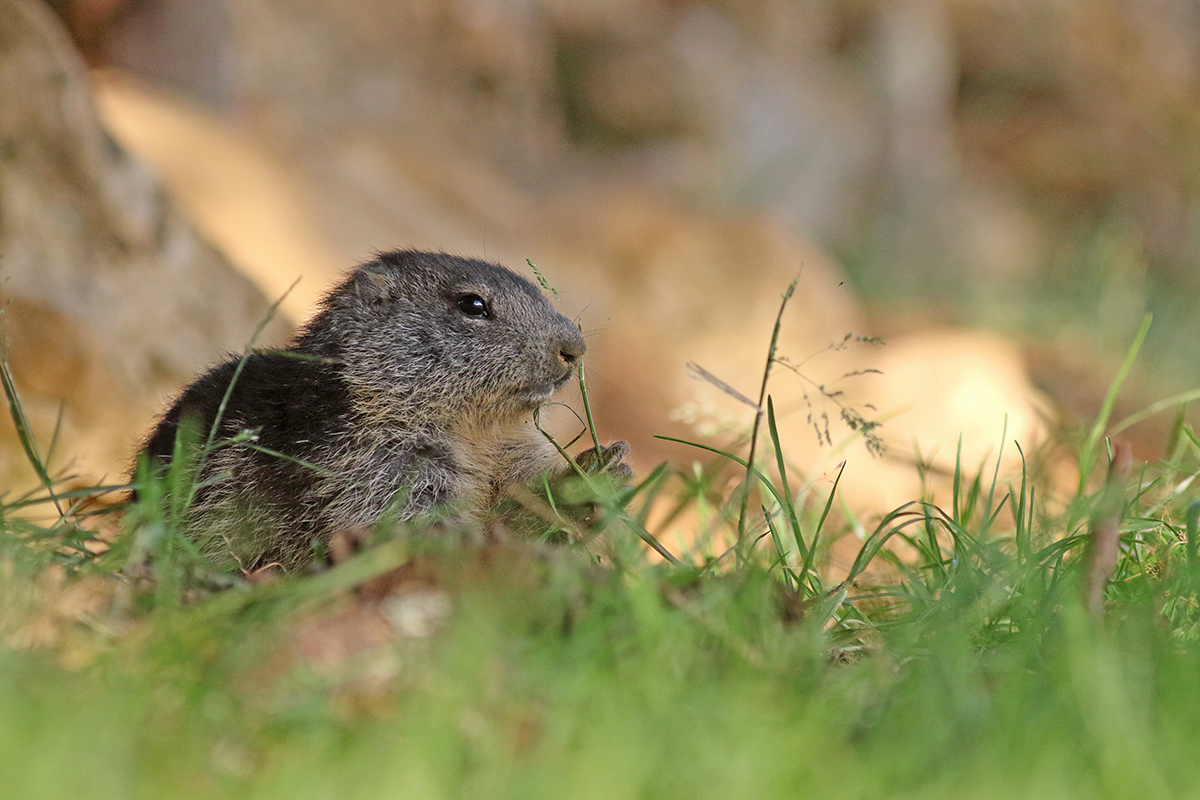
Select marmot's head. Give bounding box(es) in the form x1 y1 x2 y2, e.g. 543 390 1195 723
298 250 586 424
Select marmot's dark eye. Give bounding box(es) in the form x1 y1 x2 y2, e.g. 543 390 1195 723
455 294 490 318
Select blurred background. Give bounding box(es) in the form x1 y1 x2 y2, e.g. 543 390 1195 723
2 0 1198 518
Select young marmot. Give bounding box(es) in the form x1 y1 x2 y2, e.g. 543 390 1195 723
138 250 629 571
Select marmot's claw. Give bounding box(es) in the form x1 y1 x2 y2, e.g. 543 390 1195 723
575 440 632 483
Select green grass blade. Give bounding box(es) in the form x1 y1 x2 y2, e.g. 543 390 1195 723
1077 313 1151 495
766 397 809 567
800 460 846 594
737 277 799 562
1109 387 1200 439
0 359 63 517
576 361 604 458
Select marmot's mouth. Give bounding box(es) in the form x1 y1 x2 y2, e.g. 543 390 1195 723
525 383 558 403
521 371 573 405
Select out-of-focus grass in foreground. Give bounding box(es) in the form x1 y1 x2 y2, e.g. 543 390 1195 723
2 319 1200 800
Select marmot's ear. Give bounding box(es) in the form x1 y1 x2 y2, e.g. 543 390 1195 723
351 263 394 310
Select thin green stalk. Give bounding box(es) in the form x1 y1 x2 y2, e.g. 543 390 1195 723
804 460 845 589
1077 313 1151 497
736 278 798 564
186 279 297 511
767 397 807 566
1109 387 1200 439
0 359 63 517
577 362 603 458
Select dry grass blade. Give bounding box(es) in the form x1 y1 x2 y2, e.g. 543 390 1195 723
686 363 763 412
1083 438 1133 616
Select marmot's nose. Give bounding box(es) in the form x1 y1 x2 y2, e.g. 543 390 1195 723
558 328 587 367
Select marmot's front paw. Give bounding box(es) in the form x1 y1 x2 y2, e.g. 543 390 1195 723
575 440 633 484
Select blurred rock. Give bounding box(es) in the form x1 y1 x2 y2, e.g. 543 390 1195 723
564 195 1050 515
48 0 1200 292
0 0 288 490
228 0 565 172
51 0 237 108
841 329 1051 511
92 70 344 320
